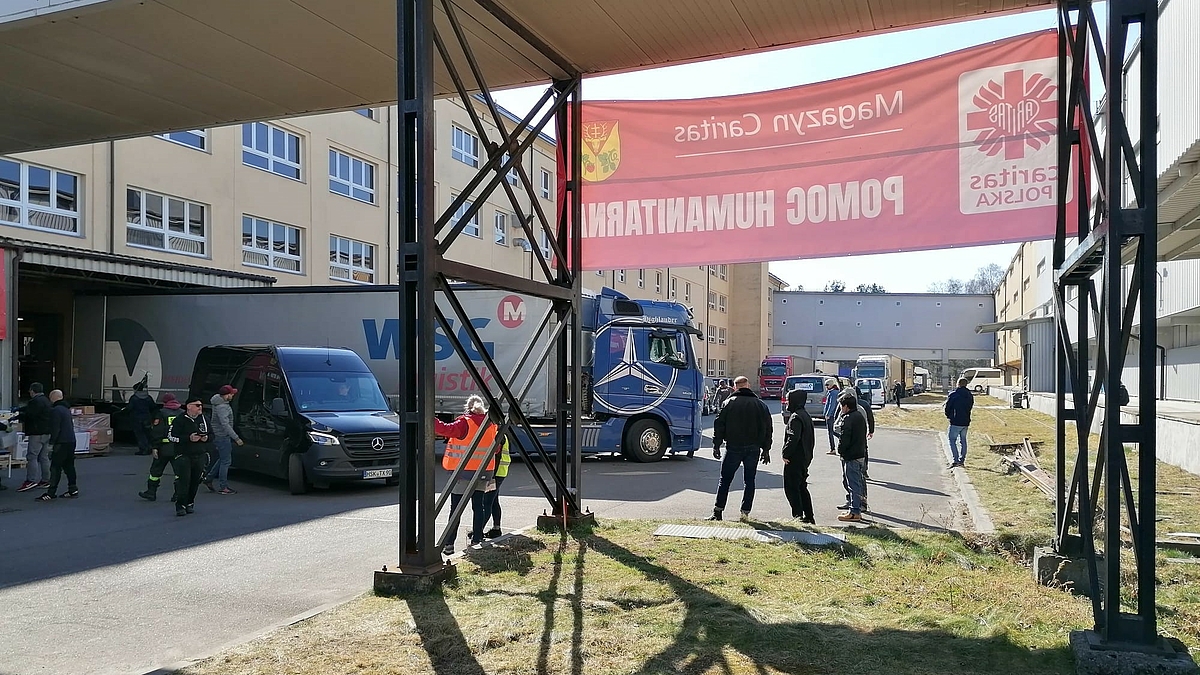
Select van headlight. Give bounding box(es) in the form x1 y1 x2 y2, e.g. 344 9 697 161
308 431 341 446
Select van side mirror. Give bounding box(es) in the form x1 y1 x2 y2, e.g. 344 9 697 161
270 397 287 416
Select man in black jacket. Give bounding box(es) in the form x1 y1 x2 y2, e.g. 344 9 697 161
782 389 815 523
836 395 869 523
36 390 78 501
14 382 53 492
944 378 975 468
139 393 183 502
168 397 212 516
708 376 772 522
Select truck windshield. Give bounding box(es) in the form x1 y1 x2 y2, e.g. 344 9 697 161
289 372 390 412
760 365 788 376
857 366 885 378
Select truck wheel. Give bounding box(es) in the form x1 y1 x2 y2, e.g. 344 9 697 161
624 419 668 463
288 453 309 495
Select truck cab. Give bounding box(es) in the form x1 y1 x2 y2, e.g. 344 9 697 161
758 355 795 398
189 345 401 494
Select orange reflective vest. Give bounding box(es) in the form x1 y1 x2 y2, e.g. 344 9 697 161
442 417 499 472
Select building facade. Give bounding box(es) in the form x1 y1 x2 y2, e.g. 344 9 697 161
2 98 775 402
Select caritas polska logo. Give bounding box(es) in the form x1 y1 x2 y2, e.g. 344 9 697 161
958 57 1072 215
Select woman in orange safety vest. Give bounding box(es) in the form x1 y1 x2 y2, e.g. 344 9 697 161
435 394 500 555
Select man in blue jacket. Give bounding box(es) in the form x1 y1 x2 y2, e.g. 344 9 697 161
945 378 975 468
821 379 842 455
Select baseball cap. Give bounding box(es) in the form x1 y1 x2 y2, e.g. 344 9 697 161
218 385 238 396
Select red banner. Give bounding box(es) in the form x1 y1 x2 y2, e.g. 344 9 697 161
578 30 1077 270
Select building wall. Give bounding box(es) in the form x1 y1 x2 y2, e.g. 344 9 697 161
771 291 996 363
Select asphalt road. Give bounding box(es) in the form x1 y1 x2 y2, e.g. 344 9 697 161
0 401 959 675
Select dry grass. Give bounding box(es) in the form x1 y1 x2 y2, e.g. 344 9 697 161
874 403 1200 651
179 520 1094 675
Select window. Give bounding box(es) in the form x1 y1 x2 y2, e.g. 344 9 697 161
718 295 727 313
718 327 726 345
0 158 80 235
1037 258 1047 276
494 211 508 246
451 126 479 167
539 230 551 261
709 291 717 309
719 264 727 280
684 282 691 303
637 269 645 288
709 266 717 277
329 235 376 283
617 269 626 283
242 122 301 180
818 321 824 326
328 149 376 204
354 108 376 120
503 153 519 186
539 168 552 200
449 195 480 237
936 323 942 328
718 359 727 377
597 269 605 276
670 276 677 299
156 130 206 150
707 326 717 343
649 332 687 367
707 359 717 376
655 272 662 294
697 322 704 333
242 216 302 274
125 188 206 257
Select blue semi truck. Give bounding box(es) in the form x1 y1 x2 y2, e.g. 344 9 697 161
73 285 703 465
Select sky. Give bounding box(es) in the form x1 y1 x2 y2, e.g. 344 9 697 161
493 7 1075 294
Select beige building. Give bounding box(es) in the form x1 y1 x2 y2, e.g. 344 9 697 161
4 97 775 396
992 240 1056 383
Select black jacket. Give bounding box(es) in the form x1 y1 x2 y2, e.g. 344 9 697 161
713 388 772 452
945 387 974 427
168 412 213 457
782 407 815 467
16 393 52 435
151 406 183 449
856 394 876 435
837 405 869 461
48 400 77 448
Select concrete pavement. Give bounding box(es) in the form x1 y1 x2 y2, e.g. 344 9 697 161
0 403 962 674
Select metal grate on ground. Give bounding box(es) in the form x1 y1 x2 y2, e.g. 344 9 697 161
653 524 845 547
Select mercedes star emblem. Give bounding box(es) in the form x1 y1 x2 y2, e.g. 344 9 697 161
370 437 385 451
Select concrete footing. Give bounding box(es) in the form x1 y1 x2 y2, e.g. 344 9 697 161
373 563 457 596
1071 630 1198 675
1033 546 1106 596
536 509 597 532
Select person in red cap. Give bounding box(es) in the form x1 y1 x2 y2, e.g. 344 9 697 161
203 385 243 495
138 393 183 502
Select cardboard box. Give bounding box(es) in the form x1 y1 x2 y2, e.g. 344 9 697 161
72 413 111 432
70 405 97 416
88 428 114 448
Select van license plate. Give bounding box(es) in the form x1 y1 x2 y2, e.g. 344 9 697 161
363 469 393 479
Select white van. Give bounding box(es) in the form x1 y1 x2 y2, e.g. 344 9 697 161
960 367 1003 393
854 378 885 408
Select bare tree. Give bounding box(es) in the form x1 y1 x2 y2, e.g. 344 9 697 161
823 280 847 292
928 278 965 293
854 283 886 293
965 263 1005 294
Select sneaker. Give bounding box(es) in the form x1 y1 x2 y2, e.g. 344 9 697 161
484 527 502 539
218 487 237 495
35 492 56 502
61 489 79 499
16 481 37 493
706 509 723 521
36 481 50 489
838 513 864 523
739 511 751 522
204 480 216 493
802 517 816 525
184 504 195 514
176 506 186 517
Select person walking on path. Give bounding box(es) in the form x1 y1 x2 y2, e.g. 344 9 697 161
944 378 975 468
435 394 500 554
139 393 183 502
128 380 157 456
822 379 841 455
204 385 243 495
708 376 772 522
892 381 905 409
782 389 816 524
168 397 212 516
36 390 79 501
14 382 53 493
484 433 511 539
836 395 869 523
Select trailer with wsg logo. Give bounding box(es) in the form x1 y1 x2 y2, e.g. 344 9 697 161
71 285 702 462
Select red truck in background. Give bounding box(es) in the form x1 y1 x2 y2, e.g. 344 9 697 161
758 354 811 398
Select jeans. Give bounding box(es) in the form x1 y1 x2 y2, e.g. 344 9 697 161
843 455 869 506
449 489 496 545
843 458 866 515
204 436 233 489
714 445 760 514
47 443 77 494
948 425 969 464
24 434 51 484
825 423 837 452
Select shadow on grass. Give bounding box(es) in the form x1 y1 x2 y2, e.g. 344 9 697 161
405 588 488 675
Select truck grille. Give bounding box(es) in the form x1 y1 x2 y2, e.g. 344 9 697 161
342 433 401 457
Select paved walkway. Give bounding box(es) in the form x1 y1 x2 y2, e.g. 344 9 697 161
0 410 962 675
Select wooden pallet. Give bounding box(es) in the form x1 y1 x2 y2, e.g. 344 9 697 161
1001 438 1055 500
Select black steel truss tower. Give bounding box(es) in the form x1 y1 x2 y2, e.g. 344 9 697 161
1053 0 1160 646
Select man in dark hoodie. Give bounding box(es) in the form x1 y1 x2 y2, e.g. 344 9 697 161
36 390 78 501
139 393 183 502
14 382 53 492
204 385 242 495
708 376 772 522
836 395 869 523
168 397 212 516
782 389 816 523
128 380 157 456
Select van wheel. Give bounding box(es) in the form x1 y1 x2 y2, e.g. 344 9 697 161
624 419 668 463
288 453 309 495
973 385 984 393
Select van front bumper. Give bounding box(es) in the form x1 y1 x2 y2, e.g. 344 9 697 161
306 450 401 481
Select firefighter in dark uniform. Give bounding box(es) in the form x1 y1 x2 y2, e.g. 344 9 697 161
168 397 212 517
138 393 182 502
